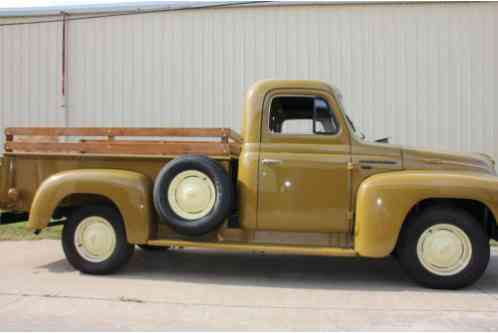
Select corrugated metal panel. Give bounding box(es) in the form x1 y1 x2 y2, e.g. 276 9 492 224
0 16 64 148
1 3 498 160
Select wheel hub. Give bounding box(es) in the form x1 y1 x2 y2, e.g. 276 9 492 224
417 223 472 276
168 170 216 220
74 216 117 263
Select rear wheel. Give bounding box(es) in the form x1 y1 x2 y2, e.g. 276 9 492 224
62 205 134 274
397 206 490 289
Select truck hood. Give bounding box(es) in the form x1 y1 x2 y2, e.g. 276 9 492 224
402 147 496 175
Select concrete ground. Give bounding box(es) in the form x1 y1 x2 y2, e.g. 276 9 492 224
0 240 497 331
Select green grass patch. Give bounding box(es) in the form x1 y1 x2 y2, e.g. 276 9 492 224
0 222 62 241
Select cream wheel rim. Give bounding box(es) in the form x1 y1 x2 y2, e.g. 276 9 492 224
74 216 117 263
168 170 216 220
417 223 472 276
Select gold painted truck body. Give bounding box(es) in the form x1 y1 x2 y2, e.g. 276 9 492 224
1 80 497 287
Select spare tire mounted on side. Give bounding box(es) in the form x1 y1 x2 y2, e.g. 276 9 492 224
153 155 234 236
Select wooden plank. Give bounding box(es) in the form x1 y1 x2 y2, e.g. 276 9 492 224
77 139 221 145
5 141 230 156
5 127 233 138
229 143 241 155
3 151 236 160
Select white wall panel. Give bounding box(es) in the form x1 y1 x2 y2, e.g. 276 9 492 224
0 16 64 148
1 3 498 161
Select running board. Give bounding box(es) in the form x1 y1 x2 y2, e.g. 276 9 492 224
147 239 357 257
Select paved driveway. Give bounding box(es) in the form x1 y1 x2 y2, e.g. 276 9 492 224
0 240 497 331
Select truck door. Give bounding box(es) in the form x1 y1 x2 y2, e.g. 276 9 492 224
257 90 352 233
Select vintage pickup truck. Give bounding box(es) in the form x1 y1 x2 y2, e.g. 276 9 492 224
1 80 497 289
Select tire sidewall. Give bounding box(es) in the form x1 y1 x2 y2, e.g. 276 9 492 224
62 205 134 274
153 155 234 236
398 207 490 289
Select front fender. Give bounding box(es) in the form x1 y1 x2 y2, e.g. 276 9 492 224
354 170 498 258
26 169 154 243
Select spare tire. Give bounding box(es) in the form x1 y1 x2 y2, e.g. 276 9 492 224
153 155 234 236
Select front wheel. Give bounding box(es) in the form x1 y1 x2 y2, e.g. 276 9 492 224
62 205 134 274
396 206 490 289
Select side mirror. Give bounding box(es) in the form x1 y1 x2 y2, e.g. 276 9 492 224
375 137 390 144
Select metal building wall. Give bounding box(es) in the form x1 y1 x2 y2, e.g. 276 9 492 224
0 16 64 148
1 3 498 159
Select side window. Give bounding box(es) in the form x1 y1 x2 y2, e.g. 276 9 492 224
269 96 338 135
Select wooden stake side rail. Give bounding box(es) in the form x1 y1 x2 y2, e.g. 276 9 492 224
5 127 242 143
4 127 242 157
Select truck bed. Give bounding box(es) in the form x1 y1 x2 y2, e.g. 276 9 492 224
0 127 241 212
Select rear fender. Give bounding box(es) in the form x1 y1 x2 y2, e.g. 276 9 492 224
26 169 154 243
354 171 498 258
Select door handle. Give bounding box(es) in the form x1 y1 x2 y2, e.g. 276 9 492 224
262 159 282 165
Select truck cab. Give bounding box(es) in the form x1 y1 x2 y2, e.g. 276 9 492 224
239 80 400 235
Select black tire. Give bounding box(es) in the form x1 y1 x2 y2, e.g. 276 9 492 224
153 155 234 236
62 205 135 275
396 206 490 289
138 244 170 251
